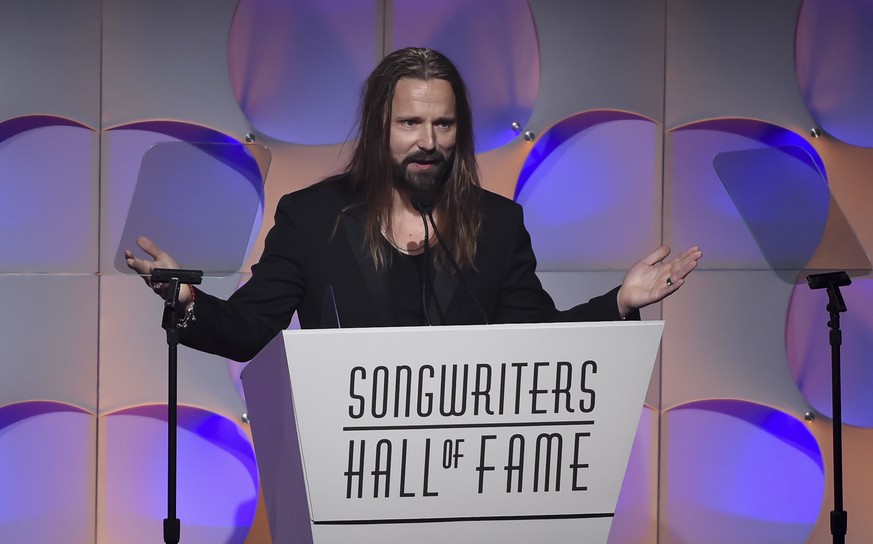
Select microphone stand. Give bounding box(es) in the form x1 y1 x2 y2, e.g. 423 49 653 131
806 271 851 544
421 211 489 326
411 194 434 326
409 188 489 326
419 208 433 325
151 268 203 544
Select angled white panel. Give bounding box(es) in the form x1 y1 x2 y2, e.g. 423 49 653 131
0 125 99 273
661 270 809 413
102 0 251 135
528 0 666 131
0 275 98 411
0 0 100 125
98 273 247 417
665 0 816 132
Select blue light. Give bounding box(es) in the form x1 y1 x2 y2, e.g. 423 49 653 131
666 400 824 536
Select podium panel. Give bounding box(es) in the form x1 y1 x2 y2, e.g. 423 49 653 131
242 322 663 544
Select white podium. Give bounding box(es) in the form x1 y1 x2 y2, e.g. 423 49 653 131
241 322 663 544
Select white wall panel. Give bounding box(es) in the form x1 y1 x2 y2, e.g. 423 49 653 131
0 0 100 125
661 270 809 414
665 0 816 132
102 0 250 136
0 275 98 410
528 0 666 130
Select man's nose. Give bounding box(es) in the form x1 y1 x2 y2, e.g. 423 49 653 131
416 124 436 151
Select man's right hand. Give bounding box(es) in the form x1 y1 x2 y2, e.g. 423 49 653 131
124 236 192 304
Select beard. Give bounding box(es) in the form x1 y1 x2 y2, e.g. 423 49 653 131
392 149 452 203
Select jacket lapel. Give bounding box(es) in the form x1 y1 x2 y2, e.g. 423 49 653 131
340 208 395 326
429 262 459 325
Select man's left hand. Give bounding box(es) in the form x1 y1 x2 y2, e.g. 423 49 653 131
617 245 702 317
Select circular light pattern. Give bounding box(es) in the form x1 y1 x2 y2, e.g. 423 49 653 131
0 402 94 542
101 405 259 543
515 111 657 269
663 400 823 543
228 0 379 145
796 0 873 148
786 276 873 427
0 116 97 273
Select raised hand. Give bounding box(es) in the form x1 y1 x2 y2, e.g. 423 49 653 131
616 245 702 317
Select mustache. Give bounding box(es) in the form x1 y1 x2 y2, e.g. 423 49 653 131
403 150 446 166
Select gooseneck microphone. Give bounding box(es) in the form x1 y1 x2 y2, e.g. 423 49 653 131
411 190 489 325
411 189 434 326
409 188 435 215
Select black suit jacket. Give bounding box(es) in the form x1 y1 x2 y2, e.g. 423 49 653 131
182 176 635 361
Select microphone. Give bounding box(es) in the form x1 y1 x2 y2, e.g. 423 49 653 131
419 208 433 325
410 188 435 214
409 189 489 325
409 186 437 325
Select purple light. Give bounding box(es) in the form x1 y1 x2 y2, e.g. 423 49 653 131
664 400 823 542
101 405 259 542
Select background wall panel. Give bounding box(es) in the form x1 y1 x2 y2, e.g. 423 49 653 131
0 0 101 125
1 1 871 543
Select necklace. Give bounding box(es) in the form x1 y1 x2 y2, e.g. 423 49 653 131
379 222 428 255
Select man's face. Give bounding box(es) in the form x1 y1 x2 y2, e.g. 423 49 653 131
389 77 457 196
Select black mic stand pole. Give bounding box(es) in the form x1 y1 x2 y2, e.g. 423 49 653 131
807 271 851 544
411 190 435 326
151 268 203 544
417 206 433 326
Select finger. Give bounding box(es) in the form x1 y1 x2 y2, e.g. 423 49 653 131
678 246 702 268
677 246 702 262
677 246 701 265
136 235 166 261
124 249 143 264
668 255 700 285
675 258 699 281
124 252 153 276
642 245 671 266
662 246 700 277
133 262 155 280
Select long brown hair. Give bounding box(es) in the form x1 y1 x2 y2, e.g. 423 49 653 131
344 47 482 270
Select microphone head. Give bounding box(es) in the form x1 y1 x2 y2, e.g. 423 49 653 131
410 188 435 214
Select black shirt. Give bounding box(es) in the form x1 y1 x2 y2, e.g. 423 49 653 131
387 250 437 326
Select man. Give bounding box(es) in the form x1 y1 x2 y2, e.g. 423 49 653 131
126 47 701 362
